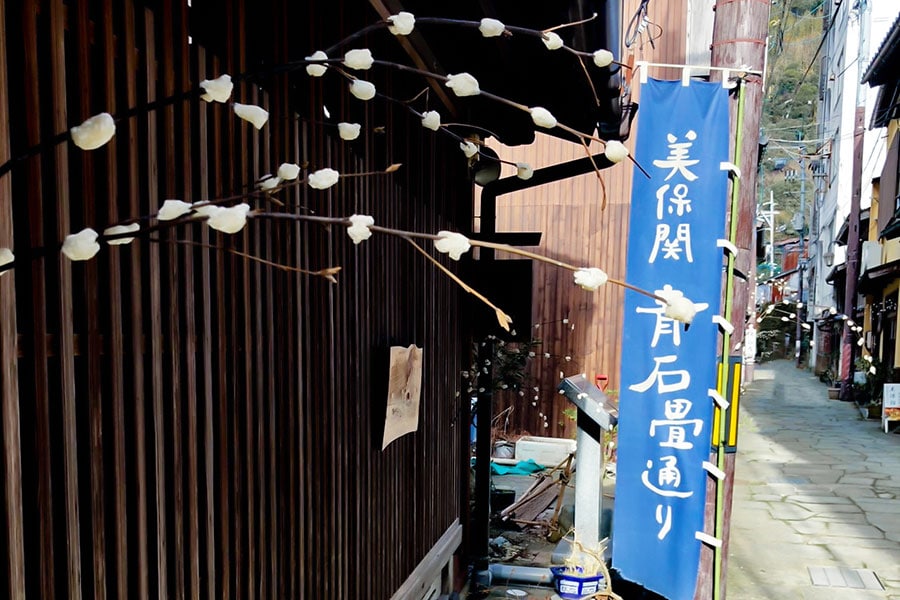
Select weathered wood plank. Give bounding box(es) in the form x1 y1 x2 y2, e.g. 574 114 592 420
250 85 267 600
174 0 201 593
389 520 462 600
72 1 109 596
195 42 217 600
143 9 169 599
158 2 186 597
208 50 231 600
21 1 56 596
99 1 129 596
0 0 26 597
49 0 84 596
122 1 150 596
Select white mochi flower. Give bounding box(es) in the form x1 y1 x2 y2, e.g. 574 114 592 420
308 168 340 190
306 51 329 77
343 49 374 71
421 110 441 131
0 248 14 273
460 141 479 158
658 288 698 325
191 203 218 219
349 79 376 101
574 267 608 291
157 199 193 221
604 140 629 163
61 228 101 261
593 49 614 68
869 365 877 375
542 32 564 50
200 74 233 103
387 12 415 35
445 73 480 97
338 122 362 140
70 113 116 150
516 163 533 180
206 203 251 234
277 162 301 181
103 223 140 245
258 176 281 191
233 103 269 129
434 231 471 261
479 18 506 37
530 107 557 129
347 214 375 244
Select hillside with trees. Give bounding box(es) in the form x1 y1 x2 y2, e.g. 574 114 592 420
760 0 824 248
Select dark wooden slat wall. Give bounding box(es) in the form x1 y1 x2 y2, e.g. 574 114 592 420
1 1 467 598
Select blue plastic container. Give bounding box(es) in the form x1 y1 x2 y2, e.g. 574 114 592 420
550 566 606 599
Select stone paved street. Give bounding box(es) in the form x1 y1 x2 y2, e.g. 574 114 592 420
727 359 900 599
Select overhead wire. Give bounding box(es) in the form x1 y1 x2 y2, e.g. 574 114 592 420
625 0 661 51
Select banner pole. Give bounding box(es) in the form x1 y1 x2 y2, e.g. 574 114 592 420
713 80 746 600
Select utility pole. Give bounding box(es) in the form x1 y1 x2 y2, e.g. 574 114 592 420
796 149 806 367
769 192 776 270
759 191 777 272
809 163 827 372
840 0 869 400
759 191 778 304
705 0 770 598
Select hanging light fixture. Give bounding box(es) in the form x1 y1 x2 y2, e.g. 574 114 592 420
471 145 501 186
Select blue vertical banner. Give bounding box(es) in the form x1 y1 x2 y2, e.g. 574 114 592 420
613 79 730 600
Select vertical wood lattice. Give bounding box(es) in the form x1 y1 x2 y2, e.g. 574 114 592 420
0 1 467 597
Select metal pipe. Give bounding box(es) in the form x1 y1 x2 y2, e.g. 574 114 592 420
797 151 807 366
489 563 555 585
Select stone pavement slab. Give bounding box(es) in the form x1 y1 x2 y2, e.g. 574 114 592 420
727 360 900 598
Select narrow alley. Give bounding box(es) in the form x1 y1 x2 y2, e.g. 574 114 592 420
728 360 900 599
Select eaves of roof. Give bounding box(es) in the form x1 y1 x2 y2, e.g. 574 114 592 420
862 11 900 86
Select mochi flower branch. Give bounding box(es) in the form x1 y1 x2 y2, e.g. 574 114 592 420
70 113 116 150
298 27 630 161
199 74 234 103
346 214 374 244
260 212 667 306
0 16 629 180
61 228 101 261
386 12 416 36
233 103 269 130
155 237 343 283
573 267 608 291
405 237 512 331
346 58 647 178
242 211 679 329
657 287 699 325
363 89 529 180
368 14 631 83
463 237 665 304
434 231 471 260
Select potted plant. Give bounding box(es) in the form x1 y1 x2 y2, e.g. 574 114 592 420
819 367 841 399
551 538 622 600
854 356 889 419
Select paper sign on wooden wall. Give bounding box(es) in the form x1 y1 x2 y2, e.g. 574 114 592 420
382 345 423 450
